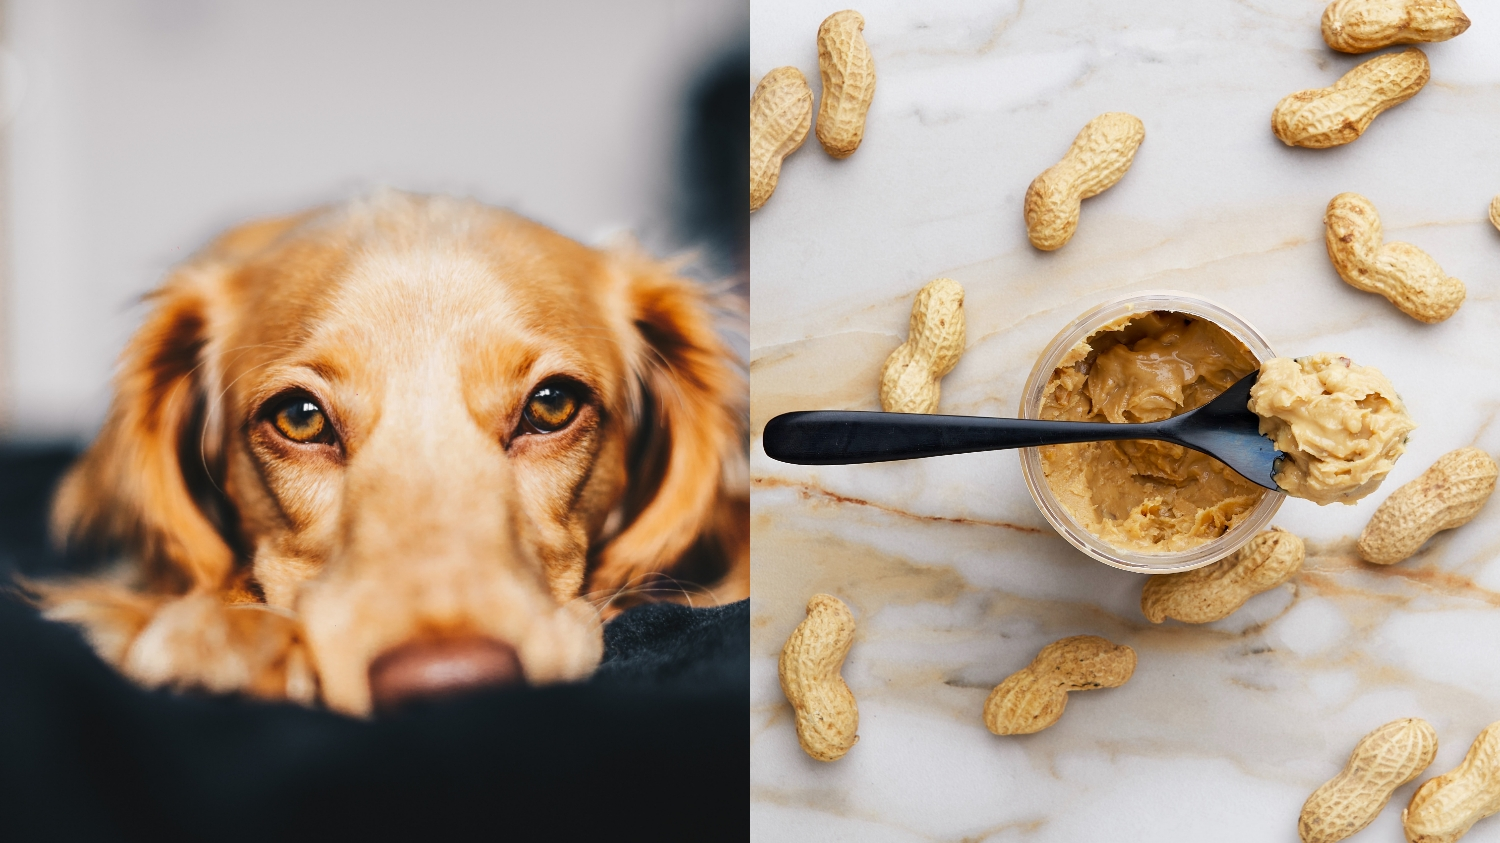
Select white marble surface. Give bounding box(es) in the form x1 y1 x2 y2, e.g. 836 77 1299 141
750 1 1500 840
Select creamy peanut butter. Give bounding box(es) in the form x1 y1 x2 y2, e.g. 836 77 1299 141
1038 311 1266 554
1248 353 1414 505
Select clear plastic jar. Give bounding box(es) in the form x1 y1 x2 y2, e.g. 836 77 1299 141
1017 291 1285 574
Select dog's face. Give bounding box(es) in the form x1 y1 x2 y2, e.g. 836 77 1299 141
48 193 745 714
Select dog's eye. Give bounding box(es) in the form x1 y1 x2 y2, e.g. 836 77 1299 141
522 385 580 433
272 398 332 444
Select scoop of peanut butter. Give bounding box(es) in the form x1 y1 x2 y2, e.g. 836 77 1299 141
1248 353 1414 505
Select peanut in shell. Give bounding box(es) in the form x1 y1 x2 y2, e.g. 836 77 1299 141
815 10 876 159
1023 112 1145 251
1300 718 1438 843
879 278 965 414
983 635 1135 736
1322 0 1470 53
778 594 859 761
1325 192 1464 323
750 67 813 212
1272 48 1429 148
1141 527 1304 624
1358 448 1497 565
1404 721 1500 843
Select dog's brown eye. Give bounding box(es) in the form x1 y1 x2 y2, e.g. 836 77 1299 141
273 398 331 444
522 385 579 433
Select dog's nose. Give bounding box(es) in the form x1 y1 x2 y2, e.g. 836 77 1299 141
367 636 524 714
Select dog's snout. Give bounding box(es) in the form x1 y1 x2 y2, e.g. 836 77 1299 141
367 636 523 714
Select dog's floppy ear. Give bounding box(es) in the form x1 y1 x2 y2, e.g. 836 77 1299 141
51 215 307 592
590 248 746 594
50 259 236 592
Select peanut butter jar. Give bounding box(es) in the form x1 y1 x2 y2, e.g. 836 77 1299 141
1018 292 1285 573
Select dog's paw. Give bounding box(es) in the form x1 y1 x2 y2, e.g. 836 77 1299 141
123 594 317 704
33 578 166 666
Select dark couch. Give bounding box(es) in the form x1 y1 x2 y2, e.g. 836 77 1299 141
0 446 747 842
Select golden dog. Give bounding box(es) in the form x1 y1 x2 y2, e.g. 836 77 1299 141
33 191 747 715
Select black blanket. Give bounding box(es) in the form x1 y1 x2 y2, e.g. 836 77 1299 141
0 446 748 841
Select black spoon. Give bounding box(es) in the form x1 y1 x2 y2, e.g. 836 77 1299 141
762 372 1284 491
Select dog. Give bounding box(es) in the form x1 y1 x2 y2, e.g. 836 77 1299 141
31 190 747 716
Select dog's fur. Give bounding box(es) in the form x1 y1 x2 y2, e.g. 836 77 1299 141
32 191 747 715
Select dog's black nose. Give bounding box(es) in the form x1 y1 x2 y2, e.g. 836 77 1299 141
368 636 524 714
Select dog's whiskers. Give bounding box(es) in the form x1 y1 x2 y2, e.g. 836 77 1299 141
579 571 723 620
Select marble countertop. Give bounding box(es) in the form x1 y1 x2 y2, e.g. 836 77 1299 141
750 1 1500 840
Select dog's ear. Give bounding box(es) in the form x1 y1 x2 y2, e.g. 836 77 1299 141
50 259 236 592
51 215 307 592
589 248 746 594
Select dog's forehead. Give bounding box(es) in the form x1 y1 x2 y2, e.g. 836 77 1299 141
339 219 617 333
332 245 560 338
235 216 625 360
216 201 639 423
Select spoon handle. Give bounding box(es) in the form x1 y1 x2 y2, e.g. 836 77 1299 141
763 411 1168 465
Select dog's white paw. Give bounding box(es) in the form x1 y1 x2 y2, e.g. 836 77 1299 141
123 594 317 704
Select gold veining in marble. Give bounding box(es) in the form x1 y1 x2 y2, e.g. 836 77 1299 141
752 0 1500 839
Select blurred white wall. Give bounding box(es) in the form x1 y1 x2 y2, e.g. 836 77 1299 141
0 0 745 439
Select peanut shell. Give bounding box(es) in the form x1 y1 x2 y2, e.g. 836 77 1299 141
1023 112 1145 251
1358 448 1497 565
1325 192 1464 323
750 67 813 212
815 10 876 159
879 278 965 414
1300 718 1438 843
1322 0 1470 53
1141 527 1305 624
983 635 1135 736
1404 721 1500 843
778 594 859 761
1272 48 1428 148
